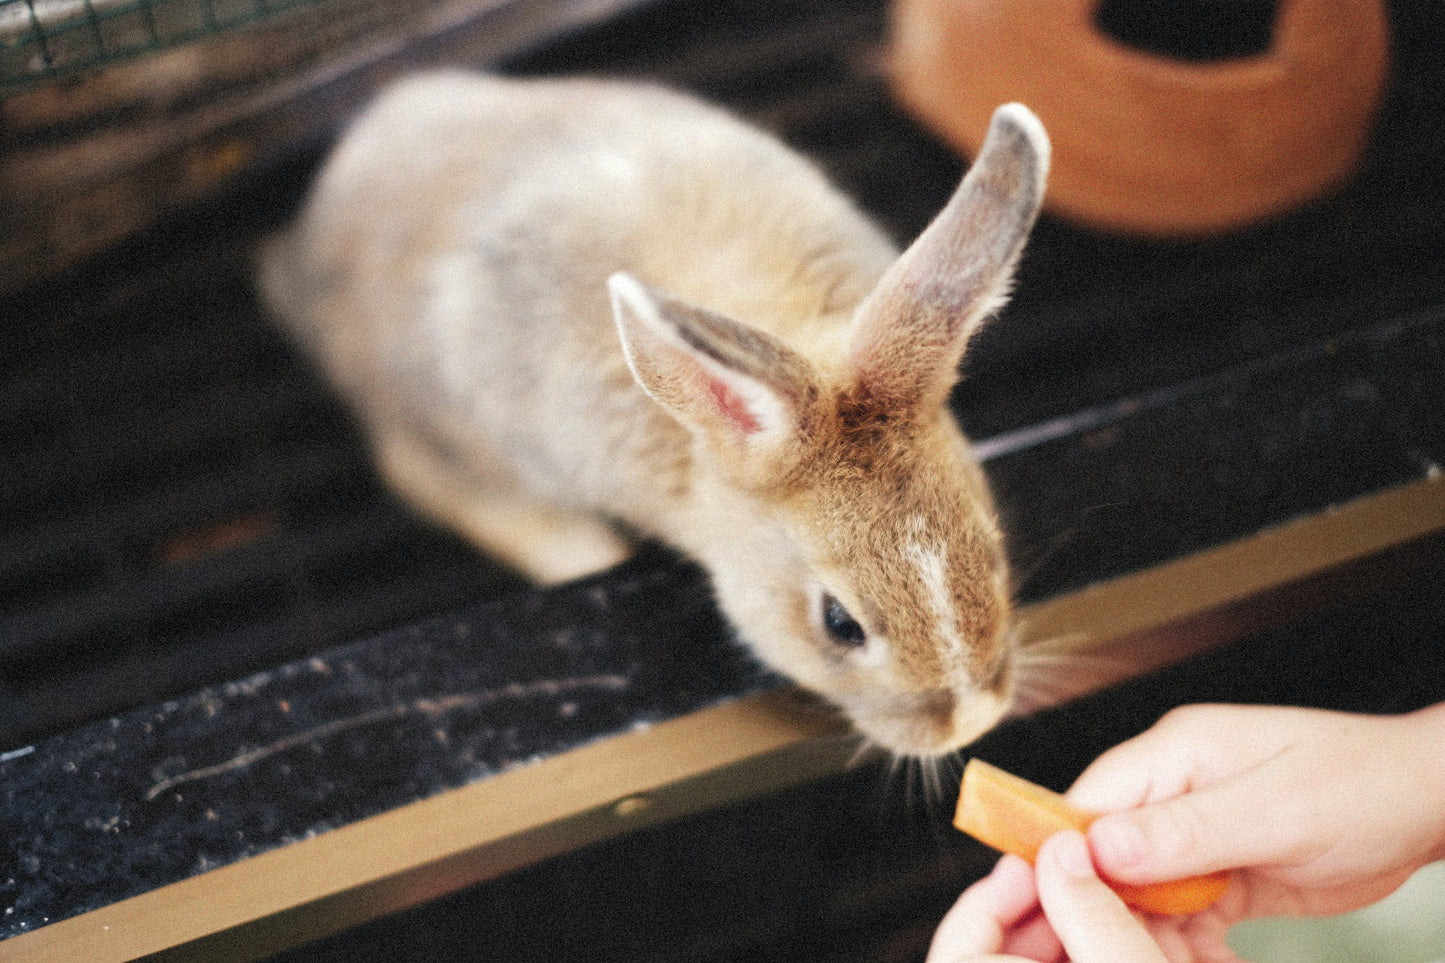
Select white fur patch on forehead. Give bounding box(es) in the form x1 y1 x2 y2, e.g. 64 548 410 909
904 516 967 663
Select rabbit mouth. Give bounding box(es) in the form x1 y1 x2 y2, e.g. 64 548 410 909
847 687 1010 758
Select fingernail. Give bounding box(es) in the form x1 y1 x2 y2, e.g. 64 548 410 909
1048 830 1095 879
1089 815 1145 869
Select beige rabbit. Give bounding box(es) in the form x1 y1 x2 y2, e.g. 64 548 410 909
260 72 1049 757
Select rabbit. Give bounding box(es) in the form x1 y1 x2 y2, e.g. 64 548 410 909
260 71 1049 757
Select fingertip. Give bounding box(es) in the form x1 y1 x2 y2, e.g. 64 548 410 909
1035 830 1171 963
929 855 1040 960
992 852 1035 884
1042 829 1095 880
1087 813 1147 873
980 852 1042 920
1034 830 1130 920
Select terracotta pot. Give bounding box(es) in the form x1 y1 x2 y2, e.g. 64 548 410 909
890 0 1389 236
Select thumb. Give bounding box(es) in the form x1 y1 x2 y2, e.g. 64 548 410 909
1034 832 1168 963
1087 773 1266 885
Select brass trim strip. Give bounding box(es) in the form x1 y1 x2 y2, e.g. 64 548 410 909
1013 473 1445 701
7 474 1443 963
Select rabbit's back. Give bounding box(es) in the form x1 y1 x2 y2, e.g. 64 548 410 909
263 72 897 513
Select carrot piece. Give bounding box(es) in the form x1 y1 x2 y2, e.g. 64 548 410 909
954 758 1229 916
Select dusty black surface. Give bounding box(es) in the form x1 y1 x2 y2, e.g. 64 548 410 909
2 552 773 939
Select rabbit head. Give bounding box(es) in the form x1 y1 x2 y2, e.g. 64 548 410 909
608 105 1049 757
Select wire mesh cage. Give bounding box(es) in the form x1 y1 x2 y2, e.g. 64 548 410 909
0 0 324 86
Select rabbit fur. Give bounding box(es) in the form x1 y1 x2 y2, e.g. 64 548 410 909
260 72 1050 757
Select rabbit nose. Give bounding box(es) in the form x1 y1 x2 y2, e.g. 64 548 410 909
948 687 1011 749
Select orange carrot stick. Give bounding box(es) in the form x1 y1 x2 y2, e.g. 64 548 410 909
954 758 1229 916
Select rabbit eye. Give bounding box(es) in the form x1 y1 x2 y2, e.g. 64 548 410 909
821 593 867 648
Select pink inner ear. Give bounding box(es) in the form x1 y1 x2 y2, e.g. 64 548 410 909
707 377 762 435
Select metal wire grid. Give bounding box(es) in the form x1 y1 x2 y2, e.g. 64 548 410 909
1 0 324 86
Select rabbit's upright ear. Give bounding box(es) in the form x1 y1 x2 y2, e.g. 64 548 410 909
609 273 817 468
850 104 1049 410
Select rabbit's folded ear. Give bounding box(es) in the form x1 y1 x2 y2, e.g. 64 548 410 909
849 103 1050 409
609 273 816 467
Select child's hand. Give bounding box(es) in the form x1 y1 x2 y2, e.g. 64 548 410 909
929 701 1445 962
927 832 1171 963
1071 703 1445 931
